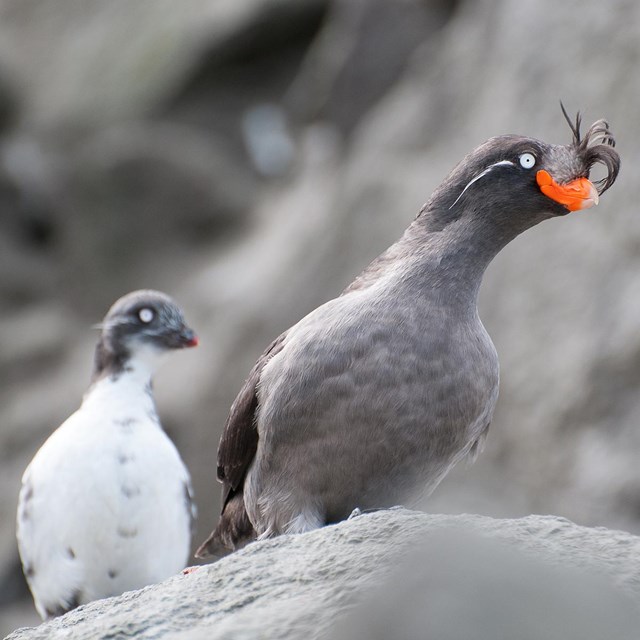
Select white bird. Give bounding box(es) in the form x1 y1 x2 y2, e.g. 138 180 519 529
16 290 198 619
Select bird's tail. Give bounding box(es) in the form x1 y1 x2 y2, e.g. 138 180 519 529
195 492 256 558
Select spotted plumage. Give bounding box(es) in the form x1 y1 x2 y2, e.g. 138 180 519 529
17 290 198 619
198 109 620 557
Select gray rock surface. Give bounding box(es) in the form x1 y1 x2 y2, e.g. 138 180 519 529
5 510 640 640
2 0 640 633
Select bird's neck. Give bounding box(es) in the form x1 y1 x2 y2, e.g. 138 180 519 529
90 340 165 386
86 342 167 422
388 211 526 313
83 365 158 418
84 344 162 412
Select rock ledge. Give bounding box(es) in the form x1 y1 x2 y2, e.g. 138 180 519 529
6 509 640 640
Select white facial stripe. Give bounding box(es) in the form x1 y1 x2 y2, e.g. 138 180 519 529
449 160 516 210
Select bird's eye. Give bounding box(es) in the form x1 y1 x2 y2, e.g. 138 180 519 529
519 153 536 169
138 308 154 323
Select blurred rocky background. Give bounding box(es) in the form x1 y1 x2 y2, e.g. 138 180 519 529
0 0 638 633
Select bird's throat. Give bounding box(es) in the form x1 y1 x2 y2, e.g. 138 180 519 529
394 213 522 313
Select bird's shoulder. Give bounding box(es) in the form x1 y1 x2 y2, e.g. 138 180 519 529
21 407 90 482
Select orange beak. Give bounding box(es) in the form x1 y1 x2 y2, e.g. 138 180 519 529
536 170 599 212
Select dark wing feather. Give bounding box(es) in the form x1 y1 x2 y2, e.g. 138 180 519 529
217 332 288 510
196 332 288 557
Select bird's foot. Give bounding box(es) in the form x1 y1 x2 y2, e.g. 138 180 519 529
348 505 406 520
181 566 201 576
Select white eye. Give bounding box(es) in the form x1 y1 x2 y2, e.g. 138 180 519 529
138 308 154 323
519 153 536 169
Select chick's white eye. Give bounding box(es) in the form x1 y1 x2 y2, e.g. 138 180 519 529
519 152 536 169
138 308 154 323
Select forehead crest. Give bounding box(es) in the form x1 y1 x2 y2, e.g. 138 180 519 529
560 102 619 195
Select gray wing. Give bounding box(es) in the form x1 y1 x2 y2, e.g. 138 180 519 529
196 332 288 557
217 332 288 510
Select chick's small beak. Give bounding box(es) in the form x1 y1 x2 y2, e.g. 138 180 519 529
179 327 199 348
536 170 599 211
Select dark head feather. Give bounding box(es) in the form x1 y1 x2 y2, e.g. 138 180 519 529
561 101 620 195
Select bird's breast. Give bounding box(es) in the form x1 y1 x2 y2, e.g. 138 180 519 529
246 290 500 531
258 297 498 461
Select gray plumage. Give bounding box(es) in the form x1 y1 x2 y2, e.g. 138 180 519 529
197 110 620 556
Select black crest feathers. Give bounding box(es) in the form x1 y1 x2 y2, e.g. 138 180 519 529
560 101 620 195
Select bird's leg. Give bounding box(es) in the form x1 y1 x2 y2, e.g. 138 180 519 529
256 526 276 541
284 509 324 535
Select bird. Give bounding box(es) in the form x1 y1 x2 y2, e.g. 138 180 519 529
196 108 620 557
16 289 199 620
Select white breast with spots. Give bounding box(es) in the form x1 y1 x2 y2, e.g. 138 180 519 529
16 370 192 618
